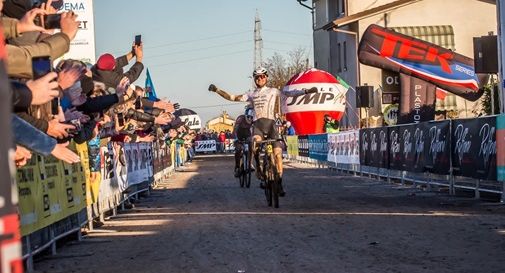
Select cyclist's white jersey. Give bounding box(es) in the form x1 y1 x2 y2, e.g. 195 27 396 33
239 86 304 121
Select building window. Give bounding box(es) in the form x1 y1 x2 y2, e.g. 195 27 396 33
343 41 347 72
337 0 346 16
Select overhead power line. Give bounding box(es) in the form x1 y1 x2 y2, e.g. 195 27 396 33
263 29 311 37
146 30 252 50
144 40 251 60
150 49 251 68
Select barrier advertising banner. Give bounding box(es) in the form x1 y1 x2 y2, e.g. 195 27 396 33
308 134 328 161
17 143 86 235
327 130 359 164
286 136 299 157
388 125 402 170
60 0 96 64
369 127 389 168
422 120 451 175
451 117 497 180
498 115 505 181
195 140 217 152
298 135 309 157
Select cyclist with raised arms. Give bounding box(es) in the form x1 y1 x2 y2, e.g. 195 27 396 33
209 67 317 196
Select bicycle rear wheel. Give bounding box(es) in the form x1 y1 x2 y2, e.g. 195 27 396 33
238 158 245 188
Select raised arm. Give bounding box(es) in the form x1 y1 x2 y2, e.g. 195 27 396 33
208 84 244 102
282 87 318 97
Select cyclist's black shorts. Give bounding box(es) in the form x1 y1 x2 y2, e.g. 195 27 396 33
253 118 281 148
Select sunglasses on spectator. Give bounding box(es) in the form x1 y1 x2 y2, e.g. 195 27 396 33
254 75 267 80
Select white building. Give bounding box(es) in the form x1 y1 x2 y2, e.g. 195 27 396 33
305 0 497 127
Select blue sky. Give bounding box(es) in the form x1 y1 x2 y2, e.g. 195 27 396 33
93 0 313 123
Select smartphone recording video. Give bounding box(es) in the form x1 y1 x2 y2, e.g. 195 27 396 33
32 56 52 80
135 35 142 46
117 113 125 127
44 14 62 29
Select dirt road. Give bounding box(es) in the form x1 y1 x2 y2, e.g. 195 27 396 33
35 155 505 273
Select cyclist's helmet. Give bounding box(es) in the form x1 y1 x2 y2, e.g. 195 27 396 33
253 67 268 78
244 106 255 120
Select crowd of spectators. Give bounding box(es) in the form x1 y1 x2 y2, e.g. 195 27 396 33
3 0 197 174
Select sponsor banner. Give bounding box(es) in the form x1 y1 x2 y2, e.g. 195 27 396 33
298 135 309 157
225 139 235 151
359 129 371 166
369 127 389 168
399 74 436 124
327 130 360 164
286 136 299 157
422 120 451 175
498 115 505 181
0 214 23 273
397 124 423 172
388 125 402 170
308 134 328 161
195 140 217 152
358 24 482 101
60 0 96 64
179 114 202 130
282 68 348 135
452 117 497 180
124 143 149 186
17 143 86 236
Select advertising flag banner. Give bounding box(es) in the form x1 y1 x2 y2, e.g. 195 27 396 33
399 74 437 124
59 0 96 63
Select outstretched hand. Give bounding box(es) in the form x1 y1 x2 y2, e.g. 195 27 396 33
305 87 318 94
208 84 217 92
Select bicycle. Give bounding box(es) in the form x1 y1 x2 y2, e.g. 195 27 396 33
236 140 251 188
257 139 281 208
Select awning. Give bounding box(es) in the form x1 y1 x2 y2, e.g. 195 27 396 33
390 25 455 50
322 0 422 30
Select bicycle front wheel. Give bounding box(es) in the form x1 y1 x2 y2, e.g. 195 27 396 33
244 153 251 188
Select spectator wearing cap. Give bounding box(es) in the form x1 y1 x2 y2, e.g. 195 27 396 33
92 42 144 90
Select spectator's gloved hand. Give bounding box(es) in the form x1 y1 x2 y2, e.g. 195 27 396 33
208 84 218 92
51 142 80 164
304 87 318 94
47 119 75 139
58 67 82 90
17 8 47 34
14 145 32 168
26 72 59 105
60 11 79 41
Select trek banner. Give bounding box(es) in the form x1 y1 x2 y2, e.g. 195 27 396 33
308 134 328 161
451 117 497 180
358 24 482 101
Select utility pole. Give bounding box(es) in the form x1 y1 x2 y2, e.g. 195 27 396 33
253 10 263 72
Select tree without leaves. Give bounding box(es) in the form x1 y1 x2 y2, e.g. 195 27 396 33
264 47 310 90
